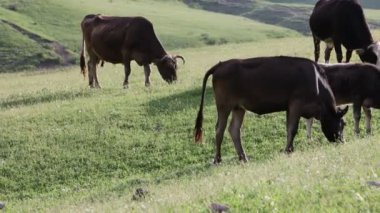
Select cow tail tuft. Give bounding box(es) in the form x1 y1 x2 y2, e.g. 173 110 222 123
80 35 86 79
194 63 219 143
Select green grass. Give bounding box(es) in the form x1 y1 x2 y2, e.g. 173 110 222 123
0 0 299 72
0 21 58 71
1 31 380 211
46 136 380 212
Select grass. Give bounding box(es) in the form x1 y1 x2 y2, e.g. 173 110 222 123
1 30 380 211
0 0 299 72
48 135 380 212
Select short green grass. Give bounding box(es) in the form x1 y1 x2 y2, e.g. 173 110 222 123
1 31 380 211
50 136 380 212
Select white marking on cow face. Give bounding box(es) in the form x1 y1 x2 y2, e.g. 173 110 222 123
313 64 320 95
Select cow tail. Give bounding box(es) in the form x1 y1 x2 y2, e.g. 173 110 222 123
194 63 219 143
80 35 86 79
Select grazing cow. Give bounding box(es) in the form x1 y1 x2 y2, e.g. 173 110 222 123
309 0 380 66
194 56 348 164
307 63 380 137
80 14 185 88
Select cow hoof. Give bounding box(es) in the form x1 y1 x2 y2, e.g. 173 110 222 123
239 156 248 163
145 82 151 87
285 147 294 154
213 158 222 165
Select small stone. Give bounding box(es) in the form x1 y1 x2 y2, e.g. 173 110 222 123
367 181 380 187
7 4 17 11
132 188 149 201
0 201 5 209
210 202 230 213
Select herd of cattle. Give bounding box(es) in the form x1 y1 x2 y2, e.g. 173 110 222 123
80 0 380 164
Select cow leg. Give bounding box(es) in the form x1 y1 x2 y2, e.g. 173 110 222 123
123 62 131 89
228 108 247 162
285 107 300 153
306 118 313 139
87 61 94 87
334 42 343 63
214 108 230 164
313 35 321 62
345 50 353 63
324 45 333 64
353 103 362 135
363 106 372 134
144 65 151 87
93 62 101 88
87 59 100 88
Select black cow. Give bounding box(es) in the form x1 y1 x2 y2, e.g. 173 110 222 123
307 63 380 137
309 0 380 66
194 56 348 164
80 14 184 88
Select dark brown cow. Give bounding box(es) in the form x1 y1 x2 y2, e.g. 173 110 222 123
307 63 380 137
80 14 184 88
194 56 347 164
309 0 380 66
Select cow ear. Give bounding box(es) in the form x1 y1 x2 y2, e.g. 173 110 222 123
337 106 349 117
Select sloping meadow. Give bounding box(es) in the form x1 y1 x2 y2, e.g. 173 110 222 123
0 0 299 72
1 30 380 211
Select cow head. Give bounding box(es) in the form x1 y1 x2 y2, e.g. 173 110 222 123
320 106 348 142
155 55 185 83
357 42 380 68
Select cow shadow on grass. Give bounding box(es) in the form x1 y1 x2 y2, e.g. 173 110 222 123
145 87 214 116
0 89 95 109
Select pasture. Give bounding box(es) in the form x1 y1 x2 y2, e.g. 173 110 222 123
1 0 380 212
0 0 298 71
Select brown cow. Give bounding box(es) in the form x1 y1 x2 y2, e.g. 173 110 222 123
80 14 184 88
194 56 347 164
307 63 380 137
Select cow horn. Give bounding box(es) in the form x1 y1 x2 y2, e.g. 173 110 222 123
173 55 185 64
366 42 380 51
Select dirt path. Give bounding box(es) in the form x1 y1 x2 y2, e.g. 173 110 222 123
1 19 75 68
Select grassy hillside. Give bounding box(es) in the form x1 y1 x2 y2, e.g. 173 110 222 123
266 0 380 9
0 0 299 72
184 0 380 34
1 30 380 211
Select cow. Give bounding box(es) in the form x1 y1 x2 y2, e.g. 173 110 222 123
309 0 380 66
306 63 380 137
80 14 185 88
194 56 348 164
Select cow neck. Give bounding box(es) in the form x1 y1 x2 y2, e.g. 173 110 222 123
152 50 169 65
149 37 168 63
359 28 374 50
